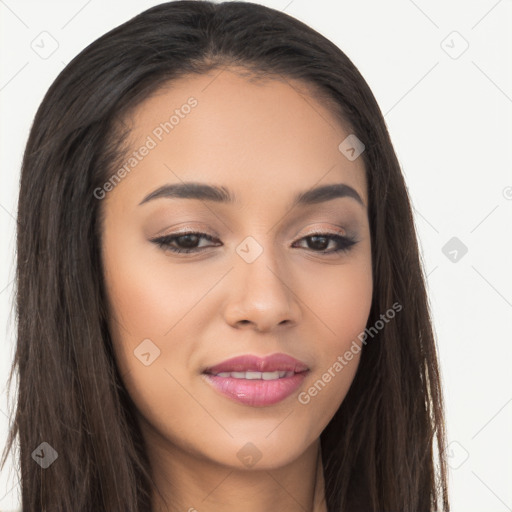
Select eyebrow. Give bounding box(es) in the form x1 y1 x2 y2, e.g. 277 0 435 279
138 182 365 208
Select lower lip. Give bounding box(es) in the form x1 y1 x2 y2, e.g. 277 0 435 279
202 372 308 407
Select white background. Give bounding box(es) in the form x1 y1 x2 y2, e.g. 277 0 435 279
1 1 511 511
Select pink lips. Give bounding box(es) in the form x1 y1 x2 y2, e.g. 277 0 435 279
204 353 309 374
202 353 309 407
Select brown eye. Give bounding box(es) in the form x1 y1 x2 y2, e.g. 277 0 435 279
151 232 220 254
293 233 357 254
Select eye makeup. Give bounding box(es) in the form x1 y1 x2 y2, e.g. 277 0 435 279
149 229 358 256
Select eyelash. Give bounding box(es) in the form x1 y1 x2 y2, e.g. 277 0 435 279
150 230 357 255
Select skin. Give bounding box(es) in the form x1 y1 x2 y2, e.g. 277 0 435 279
101 68 373 512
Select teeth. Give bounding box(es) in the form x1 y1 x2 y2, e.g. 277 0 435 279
213 371 294 380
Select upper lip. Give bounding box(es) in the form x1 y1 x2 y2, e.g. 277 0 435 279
203 353 309 375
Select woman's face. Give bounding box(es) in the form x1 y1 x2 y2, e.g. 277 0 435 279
101 69 372 471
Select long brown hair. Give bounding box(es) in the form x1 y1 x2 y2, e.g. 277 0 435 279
2 1 449 510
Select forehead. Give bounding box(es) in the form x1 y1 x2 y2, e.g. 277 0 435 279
110 68 368 209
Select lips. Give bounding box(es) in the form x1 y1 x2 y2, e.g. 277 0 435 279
203 353 309 375
202 353 309 407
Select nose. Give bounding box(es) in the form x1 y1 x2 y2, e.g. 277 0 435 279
222 245 302 332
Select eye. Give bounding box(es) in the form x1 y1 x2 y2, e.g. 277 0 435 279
150 232 221 254
150 231 358 255
292 232 357 254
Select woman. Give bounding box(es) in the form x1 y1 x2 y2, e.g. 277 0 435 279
1 1 449 510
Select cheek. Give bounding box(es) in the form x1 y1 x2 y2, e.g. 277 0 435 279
301 245 373 348
102 224 219 344
314 267 372 339
102 238 212 454
296 250 372 412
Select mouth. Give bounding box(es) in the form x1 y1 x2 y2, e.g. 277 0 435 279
205 370 298 379
201 353 309 407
